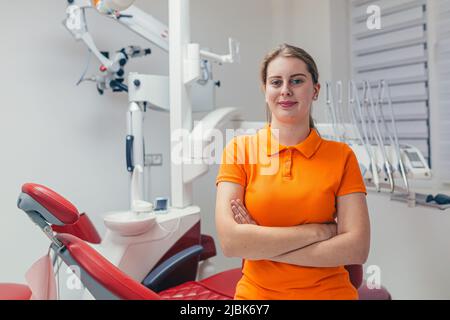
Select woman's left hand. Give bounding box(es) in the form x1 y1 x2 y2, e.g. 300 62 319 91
231 199 257 225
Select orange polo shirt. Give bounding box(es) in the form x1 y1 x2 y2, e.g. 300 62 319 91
216 125 367 300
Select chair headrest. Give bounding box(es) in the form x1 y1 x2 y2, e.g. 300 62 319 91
19 183 79 225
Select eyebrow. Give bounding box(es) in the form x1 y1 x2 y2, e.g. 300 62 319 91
268 73 307 79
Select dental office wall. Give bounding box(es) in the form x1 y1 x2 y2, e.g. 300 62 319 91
2 0 448 300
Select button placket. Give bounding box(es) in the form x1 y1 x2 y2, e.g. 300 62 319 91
283 148 293 177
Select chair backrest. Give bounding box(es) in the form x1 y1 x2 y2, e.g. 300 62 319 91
344 264 363 289
52 213 102 244
55 233 160 300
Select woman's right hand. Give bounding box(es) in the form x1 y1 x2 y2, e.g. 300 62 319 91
231 199 257 225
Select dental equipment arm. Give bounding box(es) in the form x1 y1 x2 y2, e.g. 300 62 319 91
65 4 117 71
376 81 404 188
325 82 340 141
383 80 410 192
335 81 348 142
65 2 153 93
348 81 370 177
351 81 380 191
94 0 240 64
115 5 169 52
65 0 239 68
365 81 395 192
183 107 241 184
200 38 241 64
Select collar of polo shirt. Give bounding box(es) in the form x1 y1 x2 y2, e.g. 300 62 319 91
259 124 322 159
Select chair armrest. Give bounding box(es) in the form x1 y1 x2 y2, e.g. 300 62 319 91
142 245 203 292
199 234 216 261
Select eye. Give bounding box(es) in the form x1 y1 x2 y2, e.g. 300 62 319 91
270 79 282 87
290 78 304 85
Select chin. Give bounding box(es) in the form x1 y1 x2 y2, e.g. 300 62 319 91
273 111 306 124
274 115 304 125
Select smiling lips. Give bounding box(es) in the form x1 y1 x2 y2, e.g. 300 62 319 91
278 101 297 108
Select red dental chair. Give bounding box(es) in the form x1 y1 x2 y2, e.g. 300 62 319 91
0 183 239 300
0 183 390 300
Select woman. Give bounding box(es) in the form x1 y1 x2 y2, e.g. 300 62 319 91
215 44 370 300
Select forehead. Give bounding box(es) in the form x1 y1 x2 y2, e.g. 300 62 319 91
267 56 309 77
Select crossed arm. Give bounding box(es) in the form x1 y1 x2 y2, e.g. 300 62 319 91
215 181 370 267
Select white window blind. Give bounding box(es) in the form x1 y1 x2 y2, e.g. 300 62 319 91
350 0 430 163
435 0 450 181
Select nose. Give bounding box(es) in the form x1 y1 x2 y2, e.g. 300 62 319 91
280 83 292 96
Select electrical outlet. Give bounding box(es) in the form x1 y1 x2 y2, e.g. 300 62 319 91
145 153 163 166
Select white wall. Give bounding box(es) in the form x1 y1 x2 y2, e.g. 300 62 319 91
366 192 450 299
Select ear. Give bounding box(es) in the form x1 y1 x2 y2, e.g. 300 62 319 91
313 83 321 100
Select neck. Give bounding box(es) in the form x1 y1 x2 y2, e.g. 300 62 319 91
270 119 311 146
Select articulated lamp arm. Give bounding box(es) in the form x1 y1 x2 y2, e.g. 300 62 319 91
64 3 117 71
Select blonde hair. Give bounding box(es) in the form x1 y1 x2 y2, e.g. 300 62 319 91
261 44 319 128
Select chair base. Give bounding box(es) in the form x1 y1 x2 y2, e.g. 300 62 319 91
0 283 32 300
358 283 392 300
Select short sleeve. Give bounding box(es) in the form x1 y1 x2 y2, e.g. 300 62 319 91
336 145 367 196
215 137 247 187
